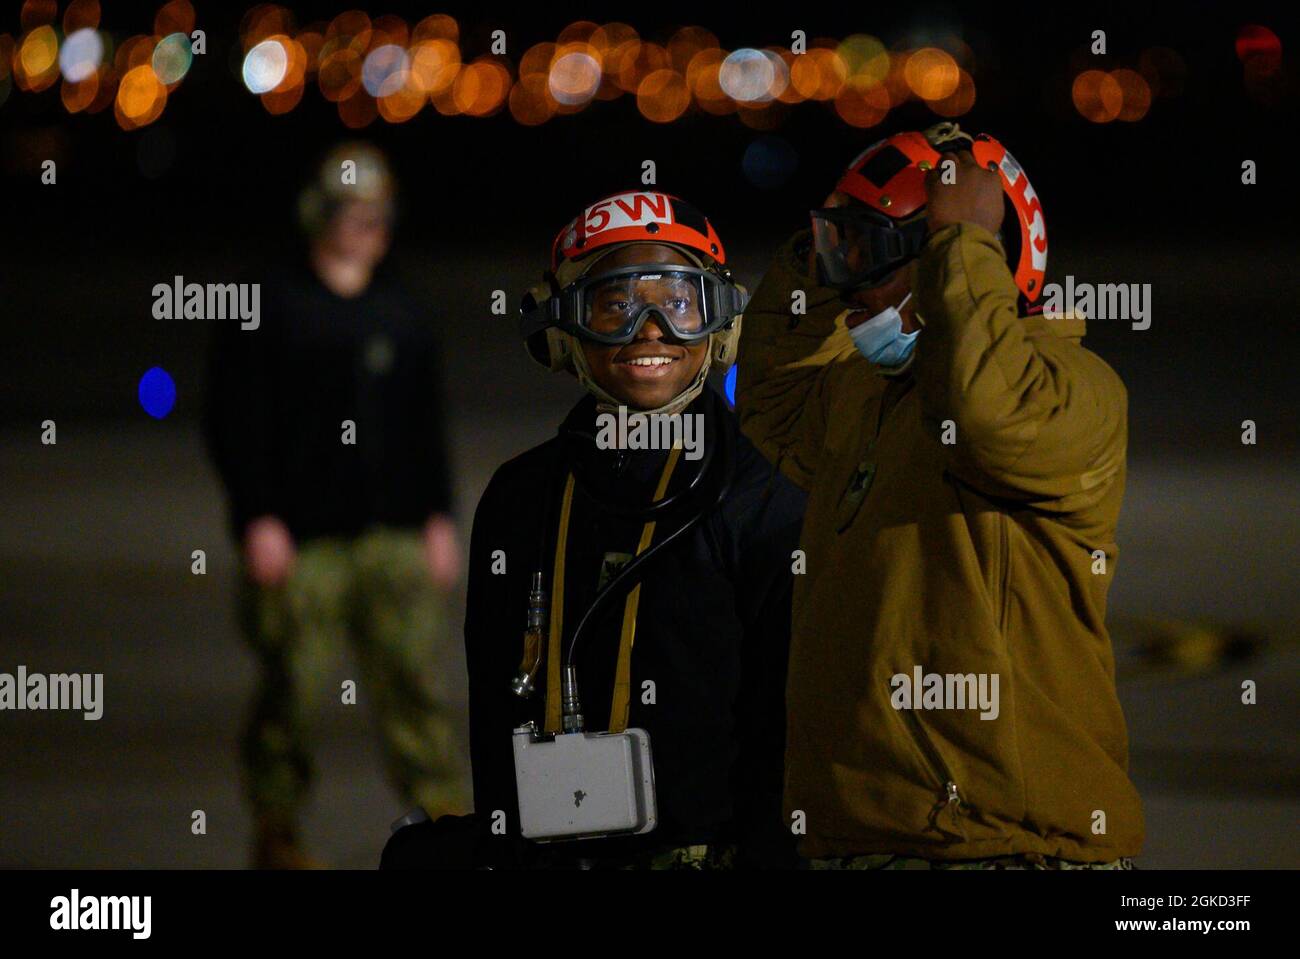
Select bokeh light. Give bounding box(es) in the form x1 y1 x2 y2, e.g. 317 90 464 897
549 47 602 107
408 38 460 96
319 46 363 102
719 48 776 103
509 73 557 125
617 41 668 94
59 27 103 83
151 33 193 86
836 34 889 85
116 63 167 129
20 0 57 31
361 43 409 97
243 38 289 94
61 72 98 112
929 68 976 117
138 367 177 420
834 75 891 127
62 0 100 33
686 48 732 114
338 89 377 128
742 135 799 189
1072 69 1123 123
154 0 195 38
1235 24 1282 73
790 46 847 101
905 47 960 101
1138 47 1187 98
17 25 61 92
453 59 510 116
637 69 690 122
1111 68 1152 122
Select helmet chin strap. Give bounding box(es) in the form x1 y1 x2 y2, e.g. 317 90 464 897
570 333 713 418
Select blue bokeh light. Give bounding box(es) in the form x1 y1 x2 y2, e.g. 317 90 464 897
742 135 799 191
138 367 177 419
724 364 737 408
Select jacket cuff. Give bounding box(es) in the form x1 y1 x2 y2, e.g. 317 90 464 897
917 222 1017 329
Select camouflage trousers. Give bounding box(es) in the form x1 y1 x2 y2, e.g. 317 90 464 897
810 852 1136 870
239 526 468 831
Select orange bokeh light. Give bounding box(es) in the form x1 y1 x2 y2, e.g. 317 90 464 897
154 0 195 38
64 0 101 33
16 25 60 92
318 47 363 102
1111 68 1151 121
790 47 847 101
686 48 735 116
636 69 690 123
378 83 424 123
558 21 600 45
454 59 510 116
338 89 377 128
20 0 57 31
61 72 99 112
324 10 373 55
617 42 668 94
261 82 303 115
116 63 167 128
371 14 409 50
408 38 460 96
1072 69 1123 122
905 47 960 101
242 4 295 51
509 73 557 126
667 25 718 73
412 14 458 44
929 68 976 117
835 76 891 127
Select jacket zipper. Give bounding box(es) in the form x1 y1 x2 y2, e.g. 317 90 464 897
902 708 962 809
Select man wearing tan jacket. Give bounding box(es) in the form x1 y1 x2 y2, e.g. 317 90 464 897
736 123 1143 868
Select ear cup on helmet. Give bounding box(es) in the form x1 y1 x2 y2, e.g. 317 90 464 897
531 327 574 372
711 315 742 372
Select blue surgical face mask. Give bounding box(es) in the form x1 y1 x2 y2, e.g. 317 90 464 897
846 292 917 367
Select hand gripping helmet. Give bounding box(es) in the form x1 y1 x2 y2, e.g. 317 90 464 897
811 121 1048 306
520 191 745 415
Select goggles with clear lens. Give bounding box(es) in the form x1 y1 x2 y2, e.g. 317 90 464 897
810 208 929 291
521 264 743 346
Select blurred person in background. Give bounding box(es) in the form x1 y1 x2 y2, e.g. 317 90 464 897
203 142 466 869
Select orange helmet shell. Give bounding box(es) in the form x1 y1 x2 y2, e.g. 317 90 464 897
833 131 1048 302
970 134 1048 302
551 191 726 271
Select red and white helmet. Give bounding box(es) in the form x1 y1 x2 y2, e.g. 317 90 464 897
550 190 727 271
816 123 1048 302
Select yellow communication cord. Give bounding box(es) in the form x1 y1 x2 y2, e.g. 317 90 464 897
543 445 684 734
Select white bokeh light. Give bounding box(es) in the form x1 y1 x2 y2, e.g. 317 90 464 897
242 39 289 95
59 28 104 84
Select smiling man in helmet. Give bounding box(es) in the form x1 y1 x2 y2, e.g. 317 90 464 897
737 122 1143 869
384 191 806 870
